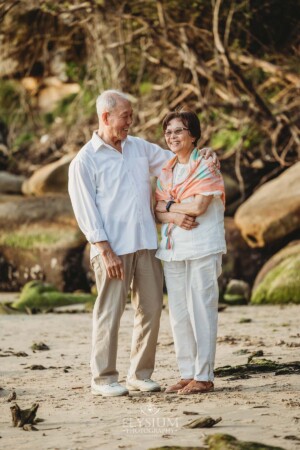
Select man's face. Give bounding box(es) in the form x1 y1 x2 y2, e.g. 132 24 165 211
106 100 133 141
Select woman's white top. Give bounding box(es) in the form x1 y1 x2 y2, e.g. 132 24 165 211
156 162 226 262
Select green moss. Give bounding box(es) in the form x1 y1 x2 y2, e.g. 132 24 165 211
12 281 96 311
1 232 60 249
251 254 300 304
205 433 284 449
0 229 83 249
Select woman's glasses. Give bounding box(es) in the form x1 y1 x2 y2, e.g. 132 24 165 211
164 127 189 137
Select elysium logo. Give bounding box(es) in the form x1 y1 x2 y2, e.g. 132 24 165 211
140 403 160 416
123 402 179 435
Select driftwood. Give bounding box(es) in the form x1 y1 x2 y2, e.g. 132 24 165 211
10 403 39 428
184 416 222 429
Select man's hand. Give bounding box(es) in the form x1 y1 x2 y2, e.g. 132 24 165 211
155 200 168 212
199 147 220 169
172 213 199 230
95 242 124 280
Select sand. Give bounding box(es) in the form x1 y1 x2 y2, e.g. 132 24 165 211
0 300 300 450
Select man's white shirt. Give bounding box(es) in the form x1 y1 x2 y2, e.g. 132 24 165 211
68 132 172 258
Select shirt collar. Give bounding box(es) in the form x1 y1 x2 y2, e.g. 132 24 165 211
91 131 128 152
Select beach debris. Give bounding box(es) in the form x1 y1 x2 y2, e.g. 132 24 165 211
24 365 47 370
227 374 252 381
284 435 300 441
239 318 252 323
247 350 264 363
217 335 239 345
184 416 222 429
205 433 285 449
0 350 28 357
233 349 249 355
215 359 300 377
7 391 16 402
31 342 49 351
183 411 199 415
10 403 39 429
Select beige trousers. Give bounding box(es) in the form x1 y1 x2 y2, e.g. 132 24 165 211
90 249 163 385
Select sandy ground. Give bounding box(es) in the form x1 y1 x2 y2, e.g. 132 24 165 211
0 298 300 450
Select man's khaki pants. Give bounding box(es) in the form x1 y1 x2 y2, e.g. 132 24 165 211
90 249 163 385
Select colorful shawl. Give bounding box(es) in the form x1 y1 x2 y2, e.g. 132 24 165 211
155 148 225 249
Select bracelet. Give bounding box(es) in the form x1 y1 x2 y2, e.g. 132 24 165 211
166 200 175 212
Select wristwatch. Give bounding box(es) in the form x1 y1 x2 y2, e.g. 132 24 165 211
166 200 175 212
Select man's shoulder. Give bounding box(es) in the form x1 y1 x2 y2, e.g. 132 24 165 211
72 139 94 163
127 135 172 157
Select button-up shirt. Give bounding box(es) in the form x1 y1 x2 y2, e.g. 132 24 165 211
68 132 172 258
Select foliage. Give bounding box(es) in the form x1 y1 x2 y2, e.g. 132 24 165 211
0 0 299 194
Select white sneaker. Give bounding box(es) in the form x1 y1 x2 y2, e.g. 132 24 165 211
126 378 161 392
91 381 128 397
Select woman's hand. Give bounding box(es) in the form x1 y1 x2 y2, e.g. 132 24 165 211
155 201 168 212
199 147 220 169
172 213 199 230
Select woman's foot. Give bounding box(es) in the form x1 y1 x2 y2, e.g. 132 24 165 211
165 379 193 393
178 380 214 395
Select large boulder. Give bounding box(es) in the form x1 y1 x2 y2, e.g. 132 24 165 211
0 171 25 194
234 162 300 247
251 241 300 304
219 218 269 293
22 153 75 196
0 194 88 291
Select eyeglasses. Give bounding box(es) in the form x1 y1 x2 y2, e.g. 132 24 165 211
164 127 189 137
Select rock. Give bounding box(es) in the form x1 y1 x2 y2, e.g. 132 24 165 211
251 250 300 305
0 195 88 291
0 172 25 194
205 433 285 449
235 162 300 247
223 279 250 305
37 78 80 112
22 153 75 196
12 280 95 312
223 173 240 206
253 240 300 290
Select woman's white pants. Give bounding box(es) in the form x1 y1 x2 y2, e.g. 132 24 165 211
164 253 222 382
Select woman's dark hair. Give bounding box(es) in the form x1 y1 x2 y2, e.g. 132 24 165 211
162 107 201 146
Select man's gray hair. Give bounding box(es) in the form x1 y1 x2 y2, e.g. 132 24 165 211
96 90 130 116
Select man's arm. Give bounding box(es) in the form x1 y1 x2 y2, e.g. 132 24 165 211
68 159 124 280
144 140 220 176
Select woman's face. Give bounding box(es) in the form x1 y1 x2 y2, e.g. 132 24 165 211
164 118 195 156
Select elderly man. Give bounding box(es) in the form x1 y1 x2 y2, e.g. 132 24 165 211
68 90 216 397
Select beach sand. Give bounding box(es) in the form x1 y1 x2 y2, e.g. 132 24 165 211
0 301 299 450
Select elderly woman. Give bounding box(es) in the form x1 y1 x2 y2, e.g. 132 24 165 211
155 108 226 395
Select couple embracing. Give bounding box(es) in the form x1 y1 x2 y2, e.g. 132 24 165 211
68 90 226 397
